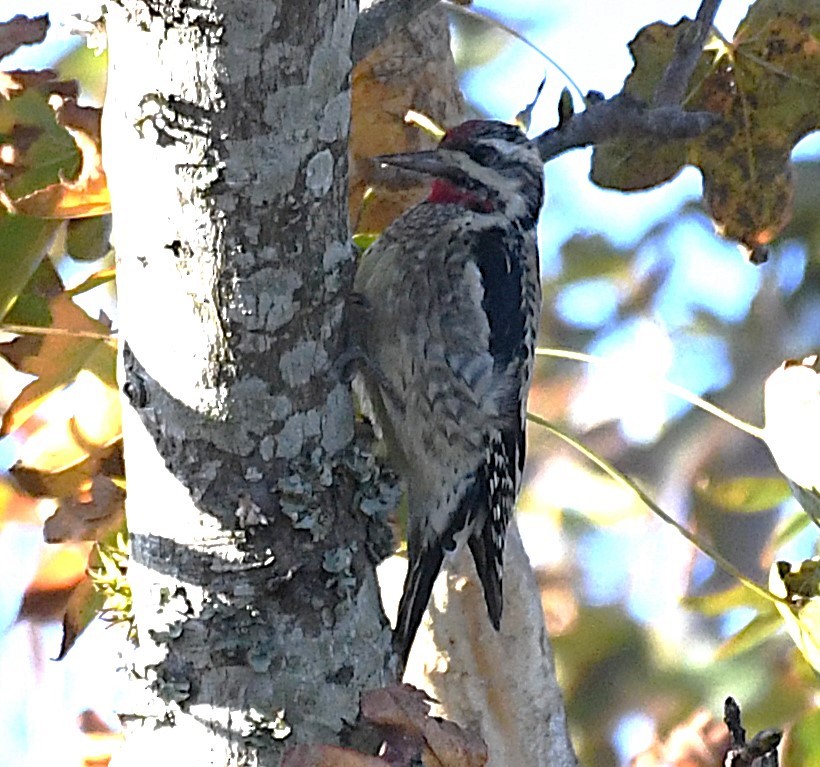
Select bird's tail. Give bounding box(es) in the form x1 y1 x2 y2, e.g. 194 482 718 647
393 542 444 669
467 520 503 630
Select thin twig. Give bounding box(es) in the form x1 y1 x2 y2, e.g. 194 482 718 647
725 697 747 750
352 0 440 65
0 323 115 341
535 347 765 439
527 412 788 609
654 0 723 107
443 1 586 104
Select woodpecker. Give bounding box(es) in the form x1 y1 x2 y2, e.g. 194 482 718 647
348 120 544 667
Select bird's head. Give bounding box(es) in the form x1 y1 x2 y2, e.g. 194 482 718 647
376 120 545 223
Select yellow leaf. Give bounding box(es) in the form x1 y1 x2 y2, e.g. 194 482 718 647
1 293 113 436
770 559 820 672
695 475 792 513
592 3 820 258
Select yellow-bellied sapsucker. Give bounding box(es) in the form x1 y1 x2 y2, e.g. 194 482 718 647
347 120 545 666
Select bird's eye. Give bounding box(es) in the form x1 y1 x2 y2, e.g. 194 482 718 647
466 144 502 167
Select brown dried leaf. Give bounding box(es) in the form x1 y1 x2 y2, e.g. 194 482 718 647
28 542 92 593
362 685 488 767
1 68 77 99
79 709 124 767
18 541 92 622
11 363 122 478
79 713 124 767
282 745 388 767
592 2 820 259
0 14 49 61
11 439 123 498
0 292 113 436
361 684 432 727
4 285 113 372
43 476 125 543
58 101 102 142
0 478 40 526
0 71 21 98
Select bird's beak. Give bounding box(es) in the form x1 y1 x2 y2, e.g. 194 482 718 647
373 150 452 178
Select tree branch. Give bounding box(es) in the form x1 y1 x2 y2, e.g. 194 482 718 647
352 0 440 64
654 0 723 107
534 0 723 163
534 93 718 162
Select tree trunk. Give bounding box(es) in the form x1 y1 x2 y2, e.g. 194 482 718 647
102 1 577 765
103 2 390 764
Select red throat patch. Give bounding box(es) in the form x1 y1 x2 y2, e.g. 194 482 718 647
428 178 494 212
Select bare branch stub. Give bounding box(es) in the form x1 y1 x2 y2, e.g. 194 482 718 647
723 697 782 767
724 696 747 749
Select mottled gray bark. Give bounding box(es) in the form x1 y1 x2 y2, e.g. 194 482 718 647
103 2 391 765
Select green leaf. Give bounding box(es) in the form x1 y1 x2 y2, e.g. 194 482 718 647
352 232 379 252
0 90 81 199
2 290 51 328
715 610 782 659
0 214 59 320
1 247 64 330
784 707 820 767
66 215 112 261
57 574 106 660
696 475 792 513
55 39 108 106
559 234 631 284
84 338 117 388
684 583 773 616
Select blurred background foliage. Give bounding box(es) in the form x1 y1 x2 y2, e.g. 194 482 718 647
0 2 817 766
448 2 819 765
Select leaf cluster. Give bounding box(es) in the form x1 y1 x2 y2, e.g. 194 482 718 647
0 14 122 657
